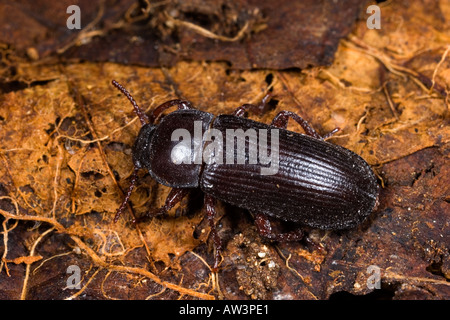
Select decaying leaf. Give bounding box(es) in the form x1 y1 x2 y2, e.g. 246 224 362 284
0 0 369 70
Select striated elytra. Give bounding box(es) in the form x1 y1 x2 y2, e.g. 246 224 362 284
112 80 379 270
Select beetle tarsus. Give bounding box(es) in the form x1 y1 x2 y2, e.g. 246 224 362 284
135 188 189 222
232 92 272 117
148 99 194 123
323 127 340 140
255 213 304 242
271 110 322 139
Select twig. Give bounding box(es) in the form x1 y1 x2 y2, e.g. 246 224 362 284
57 1 106 54
384 270 450 286
51 142 64 219
190 251 223 298
164 11 249 42
0 218 18 275
69 235 215 300
345 35 448 97
429 46 450 95
20 227 55 300
0 207 66 232
100 269 121 300
65 267 102 300
32 251 74 275
319 69 377 93
382 82 399 120
145 286 167 300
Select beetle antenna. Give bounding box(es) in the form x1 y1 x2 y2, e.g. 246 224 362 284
112 80 150 126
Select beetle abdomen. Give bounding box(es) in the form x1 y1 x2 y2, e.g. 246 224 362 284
200 115 379 230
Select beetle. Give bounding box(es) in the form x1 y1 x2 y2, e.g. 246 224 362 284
111 80 379 271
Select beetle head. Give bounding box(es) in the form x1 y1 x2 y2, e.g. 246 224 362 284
132 123 157 170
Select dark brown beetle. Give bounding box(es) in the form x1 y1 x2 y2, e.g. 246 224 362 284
111 80 379 271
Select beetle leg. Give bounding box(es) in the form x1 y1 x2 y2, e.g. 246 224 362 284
271 110 323 140
254 213 304 242
149 99 194 123
322 127 340 140
204 195 223 272
139 188 190 221
114 167 139 223
232 93 272 117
